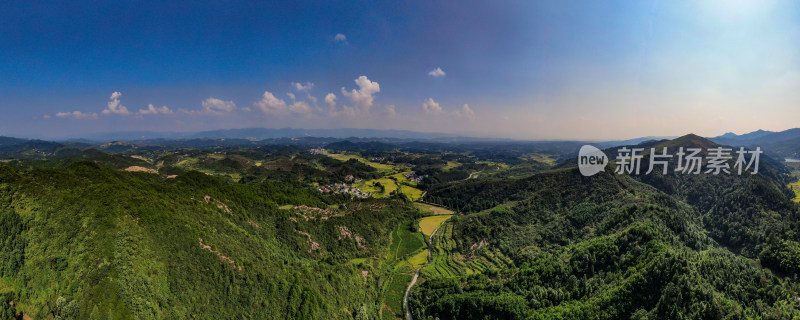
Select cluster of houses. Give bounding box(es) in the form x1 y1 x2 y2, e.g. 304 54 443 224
404 171 428 183
309 148 325 155
318 182 371 198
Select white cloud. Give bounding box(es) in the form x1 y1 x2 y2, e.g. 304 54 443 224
138 104 173 115
102 91 131 115
458 104 476 120
325 93 348 116
292 82 315 92
291 82 318 104
428 67 446 77
288 101 311 114
334 33 347 42
55 110 99 120
340 76 380 114
253 91 310 115
325 93 337 108
422 98 443 115
201 97 237 114
42 114 51 119
286 92 296 100
254 91 288 114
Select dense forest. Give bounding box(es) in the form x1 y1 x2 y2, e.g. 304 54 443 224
415 135 800 319
0 160 419 319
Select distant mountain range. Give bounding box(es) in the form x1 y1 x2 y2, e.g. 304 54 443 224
74 128 475 142
0 127 797 160
709 128 800 159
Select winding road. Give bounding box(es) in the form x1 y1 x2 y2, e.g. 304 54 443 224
403 221 446 320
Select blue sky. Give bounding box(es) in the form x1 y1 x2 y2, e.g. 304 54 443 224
1 0 798 139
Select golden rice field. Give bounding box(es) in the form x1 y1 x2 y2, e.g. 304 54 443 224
419 215 452 238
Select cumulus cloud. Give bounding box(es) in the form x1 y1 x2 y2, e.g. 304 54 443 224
253 91 311 115
288 101 311 114
286 92 296 100
458 104 476 120
254 91 287 114
102 91 131 115
334 33 347 42
292 82 315 92
138 104 173 115
325 93 337 108
428 67 446 77
55 110 99 119
200 97 237 114
422 98 443 115
340 76 380 114
290 81 319 105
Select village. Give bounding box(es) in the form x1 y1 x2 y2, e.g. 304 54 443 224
317 175 371 198
403 171 427 184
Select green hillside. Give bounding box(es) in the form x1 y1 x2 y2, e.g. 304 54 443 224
414 136 800 319
0 161 420 319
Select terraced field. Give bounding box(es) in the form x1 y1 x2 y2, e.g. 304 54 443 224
421 222 510 278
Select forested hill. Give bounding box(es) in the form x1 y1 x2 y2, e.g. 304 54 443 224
414 135 800 319
0 162 418 319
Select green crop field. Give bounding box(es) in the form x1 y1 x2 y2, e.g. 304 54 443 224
356 177 398 198
327 153 395 172
378 221 427 318
408 249 429 269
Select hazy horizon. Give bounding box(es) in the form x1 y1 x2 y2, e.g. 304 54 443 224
2 1 798 140
5 126 794 143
